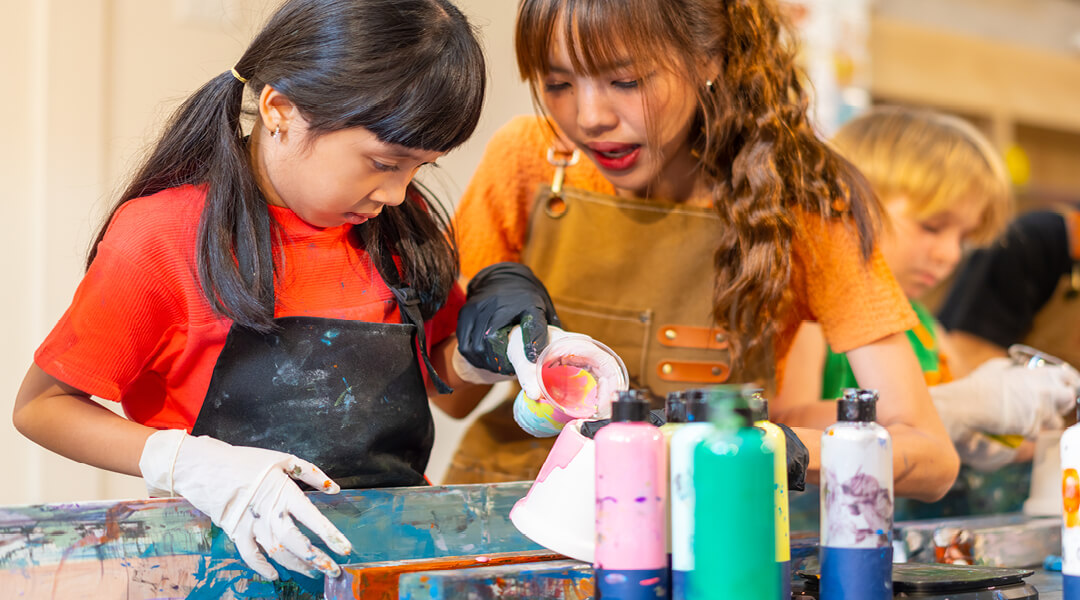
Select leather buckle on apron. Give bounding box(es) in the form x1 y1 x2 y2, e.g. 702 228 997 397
656 359 731 383
545 147 579 218
656 324 729 350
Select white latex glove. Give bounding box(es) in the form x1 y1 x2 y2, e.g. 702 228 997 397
506 326 626 419
507 325 572 400
139 430 353 581
952 431 1021 472
451 343 515 385
930 357 1080 442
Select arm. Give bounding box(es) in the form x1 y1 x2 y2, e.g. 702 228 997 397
427 336 492 419
943 331 1008 377
14 364 154 476
847 332 959 501
778 329 960 501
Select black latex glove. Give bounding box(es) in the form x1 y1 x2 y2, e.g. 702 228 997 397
456 263 561 375
776 422 809 492
580 410 666 439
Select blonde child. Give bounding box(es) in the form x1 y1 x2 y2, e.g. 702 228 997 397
778 106 1080 517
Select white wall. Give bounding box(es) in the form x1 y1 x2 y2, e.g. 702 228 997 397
0 0 529 505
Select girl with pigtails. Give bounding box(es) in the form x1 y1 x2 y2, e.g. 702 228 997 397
445 0 960 501
14 0 540 583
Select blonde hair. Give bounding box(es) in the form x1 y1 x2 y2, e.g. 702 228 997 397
831 106 1013 245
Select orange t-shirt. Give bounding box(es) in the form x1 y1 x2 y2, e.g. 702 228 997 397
36 185 463 430
454 115 916 371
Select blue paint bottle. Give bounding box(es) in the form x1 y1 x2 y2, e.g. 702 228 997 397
595 390 669 599
669 388 713 600
820 388 894 600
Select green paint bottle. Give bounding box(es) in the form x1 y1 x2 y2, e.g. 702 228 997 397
691 386 777 599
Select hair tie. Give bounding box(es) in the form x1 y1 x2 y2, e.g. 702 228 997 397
230 67 248 84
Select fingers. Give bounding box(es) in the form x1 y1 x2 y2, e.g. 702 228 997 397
273 515 342 578
286 457 340 495
288 493 354 557
234 532 280 581
518 311 549 362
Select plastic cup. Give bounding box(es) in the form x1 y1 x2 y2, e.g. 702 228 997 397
535 333 629 419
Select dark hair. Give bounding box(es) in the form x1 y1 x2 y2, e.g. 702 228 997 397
516 0 878 383
89 0 486 330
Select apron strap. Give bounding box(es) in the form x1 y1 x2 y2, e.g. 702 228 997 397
374 250 454 395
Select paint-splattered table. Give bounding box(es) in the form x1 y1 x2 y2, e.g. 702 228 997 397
0 482 545 599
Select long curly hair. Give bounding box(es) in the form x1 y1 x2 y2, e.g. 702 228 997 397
516 0 879 383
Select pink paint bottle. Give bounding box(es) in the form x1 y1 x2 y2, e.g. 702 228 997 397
595 390 669 599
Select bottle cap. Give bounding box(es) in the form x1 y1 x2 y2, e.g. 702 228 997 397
838 388 878 422
696 385 753 428
747 388 768 422
665 390 688 423
611 389 651 422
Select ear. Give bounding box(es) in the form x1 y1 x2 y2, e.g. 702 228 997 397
257 85 301 136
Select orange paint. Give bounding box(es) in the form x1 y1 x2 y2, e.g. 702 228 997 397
1064 468 1080 527
343 551 563 599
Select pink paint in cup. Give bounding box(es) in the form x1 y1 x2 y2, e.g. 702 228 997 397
536 334 629 420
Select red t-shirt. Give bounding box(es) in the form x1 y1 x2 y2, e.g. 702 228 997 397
35 185 463 431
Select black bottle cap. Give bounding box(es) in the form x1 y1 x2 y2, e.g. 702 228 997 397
747 388 769 422
690 385 753 427
612 389 651 422
838 388 878 422
665 390 688 423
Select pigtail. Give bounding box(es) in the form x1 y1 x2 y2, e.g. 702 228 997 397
89 70 277 332
699 0 879 382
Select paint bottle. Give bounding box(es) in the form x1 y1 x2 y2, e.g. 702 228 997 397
749 390 793 600
669 388 714 600
820 388 894 600
1060 399 1080 599
595 389 669 599
659 389 689 570
692 386 778 600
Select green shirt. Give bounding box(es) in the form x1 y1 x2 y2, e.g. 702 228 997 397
821 300 941 399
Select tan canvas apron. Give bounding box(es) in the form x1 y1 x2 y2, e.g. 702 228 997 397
1021 209 1080 368
444 182 733 483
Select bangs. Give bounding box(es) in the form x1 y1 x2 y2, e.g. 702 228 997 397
365 40 486 152
516 0 672 81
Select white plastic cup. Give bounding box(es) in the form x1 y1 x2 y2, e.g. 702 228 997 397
535 333 629 420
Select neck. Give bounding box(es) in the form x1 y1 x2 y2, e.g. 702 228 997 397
616 146 713 208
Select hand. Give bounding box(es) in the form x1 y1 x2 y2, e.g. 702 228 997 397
775 422 809 492
139 430 352 581
931 357 1080 441
456 263 561 375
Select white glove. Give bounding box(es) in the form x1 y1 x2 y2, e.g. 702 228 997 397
930 357 1080 442
139 430 353 581
506 325 626 419
451 343 515 385
952 431 1021 471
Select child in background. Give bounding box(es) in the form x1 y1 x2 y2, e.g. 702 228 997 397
11 0 537 583
940 209 1080 373
444 0 960 502
779 106 1080 520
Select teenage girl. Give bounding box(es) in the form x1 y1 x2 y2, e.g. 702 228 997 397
442 0 959 501
12 0 536 582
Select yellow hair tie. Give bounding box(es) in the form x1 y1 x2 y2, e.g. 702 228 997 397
230 67 248 84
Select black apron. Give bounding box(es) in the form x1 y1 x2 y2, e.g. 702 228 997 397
190 252 451 490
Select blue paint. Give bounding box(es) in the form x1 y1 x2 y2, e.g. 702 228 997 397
393 559 592 600
820 546 892 600
595 567 669 599
672 568 688 600
1064 573 1080 599
0 483 544 599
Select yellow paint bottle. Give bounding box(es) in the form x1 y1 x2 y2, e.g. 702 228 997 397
750 390 792 600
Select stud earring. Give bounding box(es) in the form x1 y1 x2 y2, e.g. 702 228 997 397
270 125 280 138
705 80 714 90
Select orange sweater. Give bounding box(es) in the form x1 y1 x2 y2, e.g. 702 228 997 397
455 115 916 369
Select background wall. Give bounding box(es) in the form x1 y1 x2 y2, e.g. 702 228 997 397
2 0 1079 505
0 0 530 505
